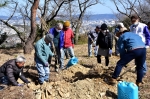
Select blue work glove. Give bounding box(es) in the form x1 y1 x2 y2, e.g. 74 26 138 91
45 62 50 67
17 84 24 86
109 49 112 54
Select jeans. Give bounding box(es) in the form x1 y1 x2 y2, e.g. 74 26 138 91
97 55 109 66
0 76 10 85
112 48 146 82
63 46 75 58
35 59 50 83
88 38 98 56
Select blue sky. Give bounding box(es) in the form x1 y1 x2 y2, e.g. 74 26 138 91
87 1 117 14
0 0 117 16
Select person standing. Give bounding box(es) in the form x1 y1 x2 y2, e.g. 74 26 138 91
109 28 146 87
49 23 64 71
87 26 100 57
0 56 30 86
34 34 54 85
114 22 124 56
63 21 75 59
130 14 150 74
96 23 113 66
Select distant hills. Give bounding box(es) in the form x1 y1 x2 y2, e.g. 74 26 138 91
0 14 117 21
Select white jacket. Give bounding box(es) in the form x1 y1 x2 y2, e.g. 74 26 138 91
130 22 147 44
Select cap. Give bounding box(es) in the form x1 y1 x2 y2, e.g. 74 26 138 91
64 21 70 27
119 27 127 33
95 26 101 29
45 34 54 42
101 23 107 30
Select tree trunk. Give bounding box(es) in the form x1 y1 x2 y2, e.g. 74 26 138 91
74 27 79 44
24 0 40 54
74 22 81 44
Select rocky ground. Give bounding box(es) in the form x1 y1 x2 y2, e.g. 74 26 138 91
0 44 150 99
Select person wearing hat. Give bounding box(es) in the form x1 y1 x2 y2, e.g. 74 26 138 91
0 55 30 86
87 26 100 57
130 14 150 75
109 28 146 87
34 34 54 84
49 23 64 71
96 23 113 66
63 21 75 59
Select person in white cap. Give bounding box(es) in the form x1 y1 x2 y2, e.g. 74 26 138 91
34 34 54 85
0 55 30 86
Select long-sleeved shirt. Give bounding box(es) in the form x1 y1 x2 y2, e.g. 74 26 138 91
88 30 99 42
63 28 74 48
118 32 145 56
49 27 64 49
130 22 150 45
35 38 53 64
0 59 29 86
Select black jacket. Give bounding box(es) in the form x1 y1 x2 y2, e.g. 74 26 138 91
96 32 113 49
0 59 29 86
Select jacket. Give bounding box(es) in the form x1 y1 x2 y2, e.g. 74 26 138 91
88 30 98 42
96 31 113 49
35 38 54 64
118 32 145 56
130 22 150 45
63 28 74 48
0 59 29 86
49 28 64 49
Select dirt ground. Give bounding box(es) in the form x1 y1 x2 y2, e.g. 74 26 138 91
0 44 150 99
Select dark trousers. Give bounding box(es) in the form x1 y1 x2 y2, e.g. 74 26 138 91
97 55 109 66
112 48 146 82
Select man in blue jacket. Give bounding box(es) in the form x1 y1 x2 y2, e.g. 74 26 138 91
49 23 64 71
35 34 54 85
109 27 146 87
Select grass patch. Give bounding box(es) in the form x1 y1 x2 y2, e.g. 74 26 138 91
77 34 88 45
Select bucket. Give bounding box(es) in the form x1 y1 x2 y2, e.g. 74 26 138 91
66 57 78 68
117 81 138 99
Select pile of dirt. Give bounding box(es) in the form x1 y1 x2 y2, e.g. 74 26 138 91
0 44 150 99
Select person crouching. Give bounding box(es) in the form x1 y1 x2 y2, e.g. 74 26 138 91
0 56 30 86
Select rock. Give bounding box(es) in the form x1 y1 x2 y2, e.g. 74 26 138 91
65 92 70 97
58 90 64 97
99 92 105 97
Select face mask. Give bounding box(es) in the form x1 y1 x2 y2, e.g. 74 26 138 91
56 28 61 32
102 30 107 35
133 22 139 26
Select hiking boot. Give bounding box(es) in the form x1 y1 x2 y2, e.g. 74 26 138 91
136 82 142 87
109 78 117 85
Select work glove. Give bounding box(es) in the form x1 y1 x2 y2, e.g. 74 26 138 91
45 62 50 67
17 84 24 86
145 45 149 49
109 49 112 54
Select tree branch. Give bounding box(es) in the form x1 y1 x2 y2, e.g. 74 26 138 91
0 19 25 42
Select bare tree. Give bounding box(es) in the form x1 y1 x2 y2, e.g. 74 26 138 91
63 0 100 44
0 0 68 54
111 0 150 23
24 0 40 54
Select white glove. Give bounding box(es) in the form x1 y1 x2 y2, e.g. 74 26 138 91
145 46 149 48
109 50 112 54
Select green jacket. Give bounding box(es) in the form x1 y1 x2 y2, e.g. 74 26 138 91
35 38 53 64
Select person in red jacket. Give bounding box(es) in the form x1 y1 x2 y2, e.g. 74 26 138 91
63 21 75 60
